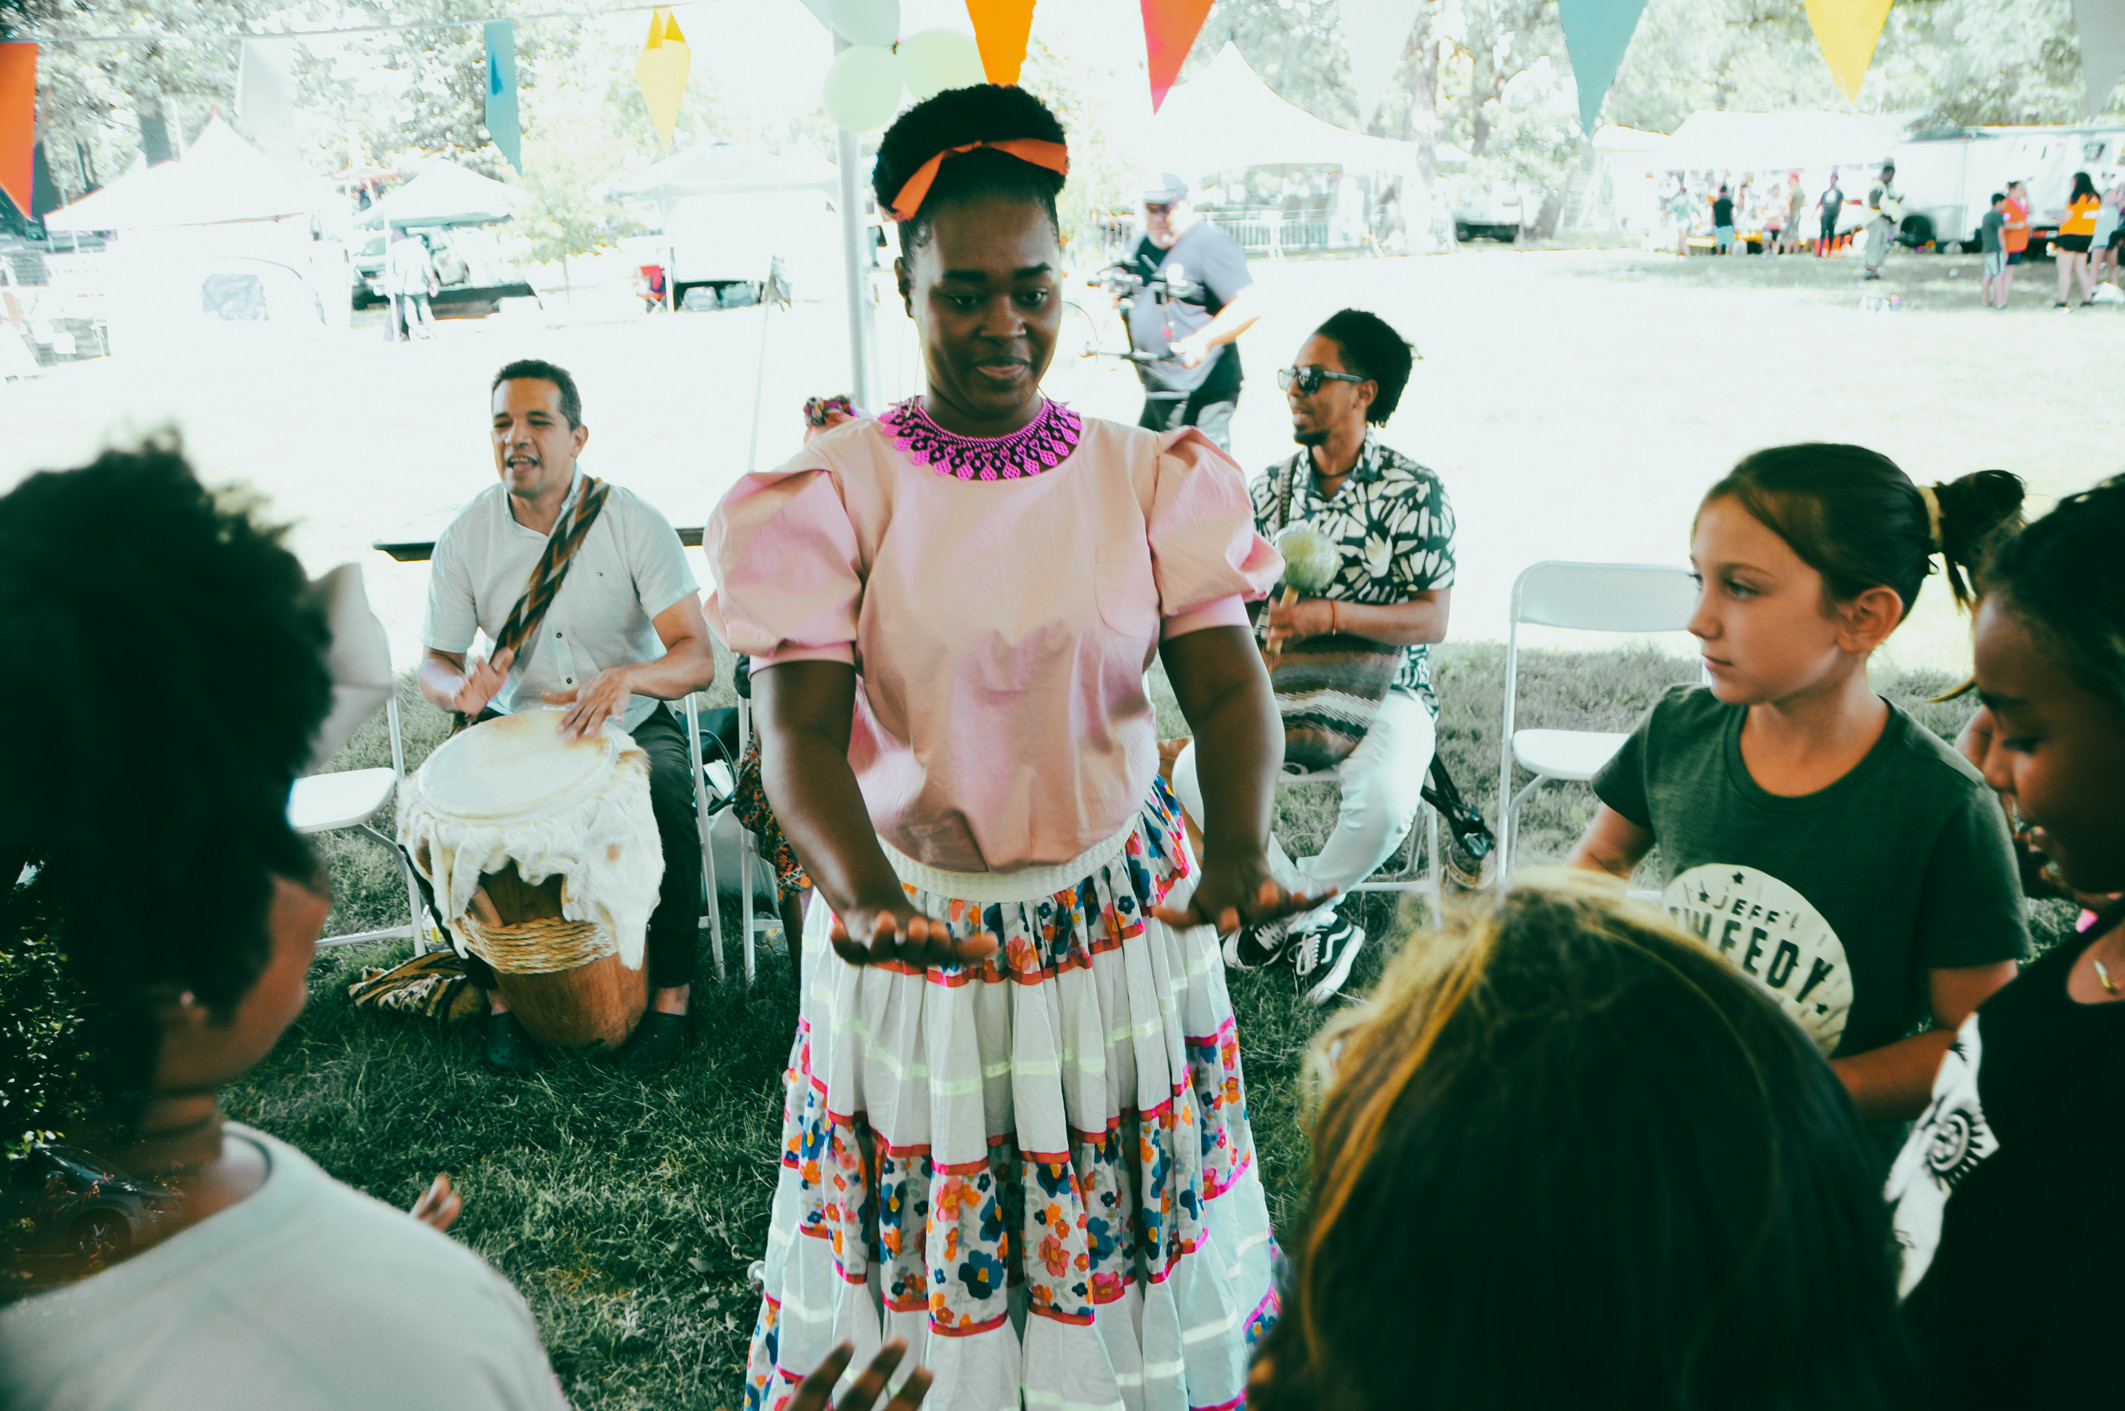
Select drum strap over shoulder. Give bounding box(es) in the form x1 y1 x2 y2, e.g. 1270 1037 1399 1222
453 473 612 734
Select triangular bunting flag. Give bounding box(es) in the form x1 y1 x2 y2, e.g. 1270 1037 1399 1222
636 8 691 148
1803 0 1893 103
966 0 1037 86
2073 0 2125 115
1141 0 1216 113
1557 0 1649 137
0 44 34 221
485 21 522 172
1338 0 1424 127
236 39 297 160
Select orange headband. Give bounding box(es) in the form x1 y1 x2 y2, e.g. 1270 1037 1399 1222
888 138 1070 222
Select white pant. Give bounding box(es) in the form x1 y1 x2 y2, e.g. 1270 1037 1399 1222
1173 690 1437 934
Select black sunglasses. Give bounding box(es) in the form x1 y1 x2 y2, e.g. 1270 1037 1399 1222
1276 366 1367 395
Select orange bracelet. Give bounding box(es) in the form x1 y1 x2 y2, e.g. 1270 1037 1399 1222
1330 601 1340 634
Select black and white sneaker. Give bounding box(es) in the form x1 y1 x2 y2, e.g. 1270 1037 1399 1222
1222 916 1298 971
1293 917 1367 1005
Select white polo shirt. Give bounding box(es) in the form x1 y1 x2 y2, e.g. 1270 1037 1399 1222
423 469 697 733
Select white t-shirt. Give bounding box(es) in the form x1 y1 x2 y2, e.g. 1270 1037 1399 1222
0 1124 565 1411
424 470 699 733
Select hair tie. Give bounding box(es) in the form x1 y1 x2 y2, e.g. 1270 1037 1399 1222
1918 484 1945 553
889 138 1070 222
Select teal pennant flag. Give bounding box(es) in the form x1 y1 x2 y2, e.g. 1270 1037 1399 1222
1557 0 1648 138
485 20 522 172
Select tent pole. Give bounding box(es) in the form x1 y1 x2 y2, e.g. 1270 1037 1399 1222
832 66 875 409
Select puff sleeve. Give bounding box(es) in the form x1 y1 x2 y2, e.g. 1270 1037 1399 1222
704 463 863 668
1147 427 1284 640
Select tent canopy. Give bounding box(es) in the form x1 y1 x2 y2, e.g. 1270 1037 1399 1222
601 140 839 220
1148 43 1435 181
1661 110 1905 173
358 163 524 228
46 116 317 232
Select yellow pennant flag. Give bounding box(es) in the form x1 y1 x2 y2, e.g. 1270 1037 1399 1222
636 7 691 147
1804 0 1893 102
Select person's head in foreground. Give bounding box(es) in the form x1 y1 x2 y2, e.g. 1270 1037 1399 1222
1285 308 1414 447
1140 170 1194 249
1251 872 1910 1411
1968 476 2125 894
1689 445 2022 708
877 83 1067 436
0 439 335 1164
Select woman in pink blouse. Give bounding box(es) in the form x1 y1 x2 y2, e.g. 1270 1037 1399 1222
707 86 1310 1411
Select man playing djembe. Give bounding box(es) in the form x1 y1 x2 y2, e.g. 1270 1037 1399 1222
419 358 715 1076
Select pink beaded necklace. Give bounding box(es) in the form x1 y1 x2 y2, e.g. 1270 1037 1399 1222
880 396 1082 482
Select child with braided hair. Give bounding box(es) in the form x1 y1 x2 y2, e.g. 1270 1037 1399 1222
707 85 1297 1411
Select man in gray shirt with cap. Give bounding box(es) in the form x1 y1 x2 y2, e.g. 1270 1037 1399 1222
1125 171 1261 450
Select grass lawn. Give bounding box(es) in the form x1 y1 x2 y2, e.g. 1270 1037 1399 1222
244 639 2079 1410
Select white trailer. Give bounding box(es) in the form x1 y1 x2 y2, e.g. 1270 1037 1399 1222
1892 124 2125 251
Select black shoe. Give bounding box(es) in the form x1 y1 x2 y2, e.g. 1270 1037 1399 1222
618 1011 688 1076
1294 917 1368 1006
1222 916 1299 971
483 1011 537 1077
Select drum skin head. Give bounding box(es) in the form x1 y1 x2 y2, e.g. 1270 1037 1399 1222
419 709 619 821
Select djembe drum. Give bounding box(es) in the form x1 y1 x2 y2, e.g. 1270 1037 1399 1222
397 709 664 1052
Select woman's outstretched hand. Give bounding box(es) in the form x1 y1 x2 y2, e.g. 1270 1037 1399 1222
1152 858 1333 934
788 1340 931 1411
829 905 1000 969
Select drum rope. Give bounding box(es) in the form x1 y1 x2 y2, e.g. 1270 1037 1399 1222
456 913 620 974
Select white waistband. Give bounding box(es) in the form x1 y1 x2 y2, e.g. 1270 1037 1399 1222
877 816 1140 905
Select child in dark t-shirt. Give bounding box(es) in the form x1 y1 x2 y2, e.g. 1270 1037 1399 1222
1979 191 2008 308
1571 445 2031 1135
1886 476 2125 1406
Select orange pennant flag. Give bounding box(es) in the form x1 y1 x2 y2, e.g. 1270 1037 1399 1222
1140 0 1216 112
1803 0 1893 102
966 0 1037 85
0 44 34 220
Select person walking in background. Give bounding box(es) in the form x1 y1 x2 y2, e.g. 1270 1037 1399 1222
1126 172 1261 451
1783 170 1808 253
1980 191 2009 309
387 227 438 342
1817 170 1845 255
2095 173 2125 288
1759 179 1784 255
1711 185 1736 255
1667 177 1694 256
2054 171 2102 309
2001 179 2031 304
1863 163 1901 280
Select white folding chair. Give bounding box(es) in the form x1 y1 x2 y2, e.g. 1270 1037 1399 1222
682 694 731 983
291 694 426 948
1275 767 1442 925
1495 561 1700 878
685 694 779 987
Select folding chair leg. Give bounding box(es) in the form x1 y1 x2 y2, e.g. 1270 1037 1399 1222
1424 803 1442 928
684 696 727 985
738 827 759 988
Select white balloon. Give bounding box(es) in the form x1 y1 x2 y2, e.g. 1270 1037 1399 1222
822 45 903 131
827 0 899 48
897 28 986 101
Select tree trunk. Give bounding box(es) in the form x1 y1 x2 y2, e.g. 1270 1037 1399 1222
1399 23 1446 252
139 95 175 167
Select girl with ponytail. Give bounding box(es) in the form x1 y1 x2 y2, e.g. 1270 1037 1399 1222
1571 446 2032 1145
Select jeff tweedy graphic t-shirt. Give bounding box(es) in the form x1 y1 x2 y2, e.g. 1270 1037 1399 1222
1594 686 2029 1059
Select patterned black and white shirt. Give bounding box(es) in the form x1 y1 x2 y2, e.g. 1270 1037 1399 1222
1248 433 1456 707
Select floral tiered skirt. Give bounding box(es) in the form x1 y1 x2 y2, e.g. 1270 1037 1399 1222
744 779 1279 1411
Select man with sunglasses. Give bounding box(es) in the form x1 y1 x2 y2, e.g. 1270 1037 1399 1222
1172 309 1454 1003
1125 172 1259 450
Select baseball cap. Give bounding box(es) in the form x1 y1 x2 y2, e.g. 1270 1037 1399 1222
1141 171 1190 204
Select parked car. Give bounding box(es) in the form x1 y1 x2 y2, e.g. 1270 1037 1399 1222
1 1143 182 1291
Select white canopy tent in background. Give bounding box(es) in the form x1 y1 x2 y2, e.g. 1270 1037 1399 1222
45 114 320 232
599 140 839 223
43 115 344 345
358 163 525 228
1147 43 1448 183
1660 109 1907 174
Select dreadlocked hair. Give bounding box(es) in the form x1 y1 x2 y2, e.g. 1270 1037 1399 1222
872 83 1067 249
0 438 332 1124
1314 309 1416 424
1982 475 2125 711
1250 871 1910 1411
